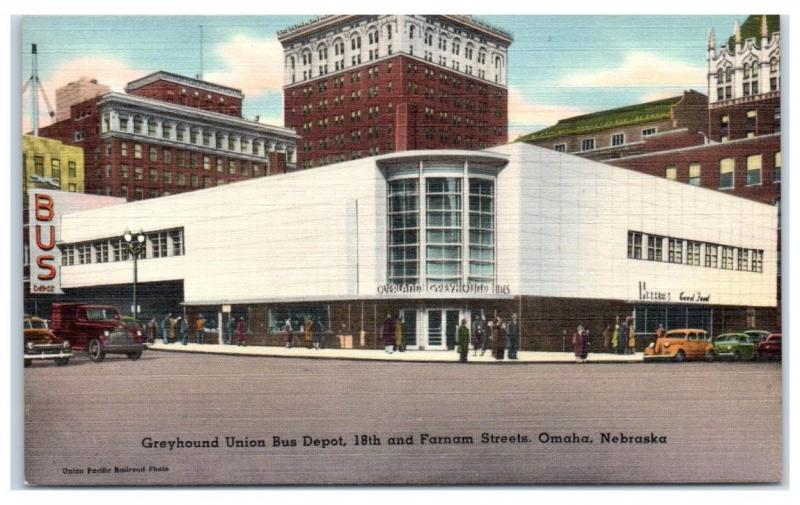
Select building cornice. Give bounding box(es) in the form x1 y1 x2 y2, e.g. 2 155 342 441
97 92 299 140
125 71 244 99
283 52 508 91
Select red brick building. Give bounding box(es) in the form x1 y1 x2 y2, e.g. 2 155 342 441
39 71 298 201
279 15 512 168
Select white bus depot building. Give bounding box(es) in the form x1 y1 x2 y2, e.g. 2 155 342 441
43 142 778 351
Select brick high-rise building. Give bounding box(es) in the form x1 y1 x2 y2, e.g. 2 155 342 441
40 71 298 201
279 15 512 168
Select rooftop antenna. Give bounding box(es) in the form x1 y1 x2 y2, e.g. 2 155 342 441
199 25 204 80
23 43 55 135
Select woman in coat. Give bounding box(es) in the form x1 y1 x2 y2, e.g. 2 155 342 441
627 324 636 355
573 325 584 363
382 314 395 354
394 317 405 352
236 317 246 346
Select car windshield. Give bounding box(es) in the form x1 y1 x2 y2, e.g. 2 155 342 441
716 335 738 343
26 319 47 329
664 332 687 339
85 308 119 321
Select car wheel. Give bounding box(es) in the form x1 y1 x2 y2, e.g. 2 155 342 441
674 350 686 363
126 351 142 360
88 339 106 363
55 358 69 366
24 359 32 368
705 351 716 363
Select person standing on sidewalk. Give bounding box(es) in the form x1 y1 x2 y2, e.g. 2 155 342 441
581 327 591 363
602 324 612 353
573 325 584 363
617 319 629 355
304 317 313 349
161 313 171 344
457 319 470 363
313 318 325 349
225 315 234 345
284 318 293 348
236 317 247 346
168 314 177 344
179 316 188 345
506 314 519 360
627 320 636 355
146 317 157 344
382 314 395 354
394 316 405 352
471 316 484 357
493 318 506 360
195 314 206 344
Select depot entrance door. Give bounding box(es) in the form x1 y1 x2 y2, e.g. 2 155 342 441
423 309 461 350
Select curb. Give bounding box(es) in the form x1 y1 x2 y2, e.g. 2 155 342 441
147 346 644 365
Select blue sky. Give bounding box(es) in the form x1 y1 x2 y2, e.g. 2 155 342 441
22 15 746 138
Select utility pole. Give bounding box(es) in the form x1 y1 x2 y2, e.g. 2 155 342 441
199 25 204 80
30 44 39 136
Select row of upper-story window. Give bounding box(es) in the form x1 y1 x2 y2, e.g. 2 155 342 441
60 228 184 266
715 58 779 83
109 141 272 169
717 108 780 141
662 152 781 189
25 155 79 192
627 231 764 273
554 128 658 153
103 114 292 157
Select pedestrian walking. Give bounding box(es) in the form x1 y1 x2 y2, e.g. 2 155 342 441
493 318 506 360
146 317 157 344
303 317 313 349
168 314 177 343
313 318 325 349
179 315 188 345
225 315 234 345
506 313 519 359
602 324 612 353
581 328 591 362
284 318 293 348
195 314 206 344
617 318 628 355
471 315 484 356
457 319 470 363
573 325 584 363
394 316 405 352
627 320 636 355
382 314 395 354
611 323 619 353
236 317 247 346
161 313 171 344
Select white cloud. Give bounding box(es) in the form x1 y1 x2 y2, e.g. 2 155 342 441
23 56 147 133
507 87 587 141
205 34 284 99
560 51 706 90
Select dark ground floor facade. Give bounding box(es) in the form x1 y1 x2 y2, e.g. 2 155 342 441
26 280 779 352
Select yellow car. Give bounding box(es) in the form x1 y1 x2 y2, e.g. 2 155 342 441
644 329 715 362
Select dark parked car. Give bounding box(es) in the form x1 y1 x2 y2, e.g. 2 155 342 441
757 333 782 361
743 330 771 345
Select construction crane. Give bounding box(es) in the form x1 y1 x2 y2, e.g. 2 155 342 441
24 43 55 135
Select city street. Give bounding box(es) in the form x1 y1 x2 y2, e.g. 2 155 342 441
24 351 782 485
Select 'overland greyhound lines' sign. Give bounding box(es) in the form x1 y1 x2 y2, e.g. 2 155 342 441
377 283 512 296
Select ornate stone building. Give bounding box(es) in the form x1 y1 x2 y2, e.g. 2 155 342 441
279 15 512 168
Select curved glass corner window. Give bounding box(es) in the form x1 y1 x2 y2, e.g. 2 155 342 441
468 179 495 284
387 179 419 285
426 178 462 284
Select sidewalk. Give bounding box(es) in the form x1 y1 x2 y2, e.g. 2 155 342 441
147 341 643 364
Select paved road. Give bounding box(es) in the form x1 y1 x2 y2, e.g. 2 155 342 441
24 351 782 485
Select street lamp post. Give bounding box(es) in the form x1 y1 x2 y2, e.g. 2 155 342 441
123 229 146 326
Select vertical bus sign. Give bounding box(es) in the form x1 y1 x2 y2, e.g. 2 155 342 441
29 190 63 294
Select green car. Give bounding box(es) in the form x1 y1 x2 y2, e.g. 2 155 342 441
713 333 757 361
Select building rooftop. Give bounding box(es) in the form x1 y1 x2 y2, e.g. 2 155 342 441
726 15 780 51
517 95 683 143
278 15 512 44
125 71 244 99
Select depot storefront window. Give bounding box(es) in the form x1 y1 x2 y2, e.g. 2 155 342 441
268 306 329 333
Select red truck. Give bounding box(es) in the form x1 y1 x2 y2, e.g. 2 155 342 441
50 303 147 362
